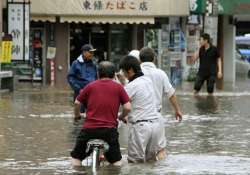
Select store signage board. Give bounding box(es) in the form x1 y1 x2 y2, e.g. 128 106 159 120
47 47 56 59
8 3 23 61
8 2 30 61
31 0 189 16
81 0 150 13
190 0 206 14
1 36 13 63
219 0 250 15
189 0 250 15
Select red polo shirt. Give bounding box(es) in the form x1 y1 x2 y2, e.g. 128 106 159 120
77 79 129 129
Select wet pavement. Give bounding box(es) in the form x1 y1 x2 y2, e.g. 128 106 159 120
0 79 250 175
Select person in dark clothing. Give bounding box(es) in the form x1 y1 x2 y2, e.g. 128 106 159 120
67 44 97 113
192 33 223 95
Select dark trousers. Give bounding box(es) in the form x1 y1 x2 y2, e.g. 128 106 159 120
194 74 216 93
71 128 122 164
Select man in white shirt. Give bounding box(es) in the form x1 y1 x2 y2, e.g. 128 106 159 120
119 55 167 163
139 47 182 119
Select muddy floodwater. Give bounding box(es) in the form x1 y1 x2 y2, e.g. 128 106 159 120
0 84 250 175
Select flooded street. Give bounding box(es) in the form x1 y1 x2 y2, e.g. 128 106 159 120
0 82 250 175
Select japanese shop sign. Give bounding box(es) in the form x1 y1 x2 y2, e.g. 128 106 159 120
81 0 149 12
30 0 189 17
1 36 13 64
8 2 30 61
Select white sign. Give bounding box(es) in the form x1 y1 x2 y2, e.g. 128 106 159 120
47 47 56 59
190 0 198 11
8 3 30 61
24 4 30 61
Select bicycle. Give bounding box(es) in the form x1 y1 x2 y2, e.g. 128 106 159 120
85 139 109 172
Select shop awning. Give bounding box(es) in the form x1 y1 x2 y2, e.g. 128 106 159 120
31 16 56 23
30 0 189 17
60 16 154 24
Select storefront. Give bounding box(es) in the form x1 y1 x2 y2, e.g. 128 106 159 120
70 23 137 68
28 0 189 87
143 17 187 87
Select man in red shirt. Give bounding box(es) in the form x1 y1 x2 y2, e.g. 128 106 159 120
71 61 131 167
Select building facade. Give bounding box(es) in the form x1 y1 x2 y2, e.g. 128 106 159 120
29 0 189 87
1 0 189 88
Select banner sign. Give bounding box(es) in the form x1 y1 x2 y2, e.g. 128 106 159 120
31 0 189 16
1 35 13 63
8 2 30 61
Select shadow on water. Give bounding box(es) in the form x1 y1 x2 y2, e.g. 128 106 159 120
194 95 219 114
1 86 250 174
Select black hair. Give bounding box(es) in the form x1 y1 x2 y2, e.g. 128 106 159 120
139 47 155 62
119 55 142 74
98 61 115 78
201 33 211 43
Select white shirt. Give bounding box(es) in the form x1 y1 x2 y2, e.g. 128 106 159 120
141 62 175 111
125 76 160 123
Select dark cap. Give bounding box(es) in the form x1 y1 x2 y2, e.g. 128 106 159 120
81 44 96 52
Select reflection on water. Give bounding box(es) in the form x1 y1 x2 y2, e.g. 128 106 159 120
1 87 250 174
194 95 219 114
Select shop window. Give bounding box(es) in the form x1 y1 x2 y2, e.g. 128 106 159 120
110 27 130 68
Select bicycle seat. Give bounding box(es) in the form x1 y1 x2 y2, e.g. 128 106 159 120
86 139 109 153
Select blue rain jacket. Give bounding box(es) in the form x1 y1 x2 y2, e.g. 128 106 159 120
67 55 97 93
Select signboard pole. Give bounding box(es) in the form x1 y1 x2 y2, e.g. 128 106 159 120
50 60 55 86
0 0 2 89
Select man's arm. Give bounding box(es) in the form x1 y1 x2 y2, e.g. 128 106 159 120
169 93 182 122
118 102 131 123
74 99 82 122
217 57 223 79
192 51 199 63
67 63 81 92
162 72 182 122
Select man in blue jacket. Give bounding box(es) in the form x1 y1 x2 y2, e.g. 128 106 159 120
67 44 97 113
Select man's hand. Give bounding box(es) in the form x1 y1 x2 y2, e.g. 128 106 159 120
191 52 199 64
115 72 127 85
74 115 81 122
122 116 128 124
191 56 196 64
169 94 182 122
175 110 182 122
119 115 128 124
119 102 131 124
74 100 81 123
217 71 223 79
